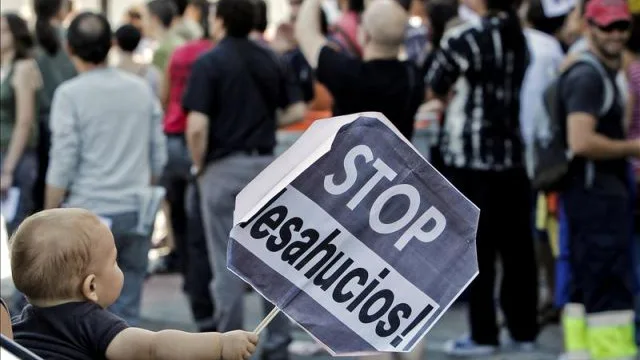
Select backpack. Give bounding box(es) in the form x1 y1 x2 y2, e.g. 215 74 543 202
526 52 615 191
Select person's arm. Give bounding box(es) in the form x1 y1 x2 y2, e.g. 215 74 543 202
182 57 216 172
564 65 640 159
45 89 79 209
0 60 42 196
106 328 258 360
295 0 327 69
425 33 467 103
149 97 167 184
276 57 306 127
0 299 12 339
160 58 172 110
186 111 208 171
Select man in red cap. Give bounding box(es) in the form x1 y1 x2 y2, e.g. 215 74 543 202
558 0 640 359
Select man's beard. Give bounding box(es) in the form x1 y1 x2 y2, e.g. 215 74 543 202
593 39 623 61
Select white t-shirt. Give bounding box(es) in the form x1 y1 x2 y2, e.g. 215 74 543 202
520 28 565 146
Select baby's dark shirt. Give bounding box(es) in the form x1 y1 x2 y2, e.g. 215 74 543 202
12 301 128 359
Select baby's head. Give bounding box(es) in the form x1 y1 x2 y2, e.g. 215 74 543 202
10 208 123 308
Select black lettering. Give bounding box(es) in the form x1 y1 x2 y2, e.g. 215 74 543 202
239 188 287 228
358 289 394 324
313 253 354 289
376 303 412 337
294 229 341 279
332 268 368 303
250 206 287 240
281 228 319 265
347 270 386 312
267 217 302 252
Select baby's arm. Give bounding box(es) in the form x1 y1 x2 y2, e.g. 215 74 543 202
106 328 258 360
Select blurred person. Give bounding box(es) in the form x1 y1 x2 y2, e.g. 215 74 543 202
10 208 259 359
520 0 567 327
171 0 202 42
31 0 77 214
625 10 640 349
44 11 167 326
123 6 156 67
0 14 42 234
114 24 162 96
161 0 215 332
146 0 185 72
557 0 639 359
330 0 365 57
425 0 539 355
251 0 269 46
183 0 306 356
296 0 424 140
171 0 204 41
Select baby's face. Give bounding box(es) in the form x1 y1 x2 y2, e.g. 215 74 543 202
91 222 124 308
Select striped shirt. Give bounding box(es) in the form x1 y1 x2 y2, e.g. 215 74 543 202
426 13 529 171
629 61 640 175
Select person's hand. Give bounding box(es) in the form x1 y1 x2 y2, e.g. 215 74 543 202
220 331 259 360
0 172 13 200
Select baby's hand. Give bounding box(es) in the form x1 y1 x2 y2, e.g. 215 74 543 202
220 331 259 360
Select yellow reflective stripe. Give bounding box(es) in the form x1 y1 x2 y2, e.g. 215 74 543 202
587 319 637 360
586 310 634 327
563 304 588 352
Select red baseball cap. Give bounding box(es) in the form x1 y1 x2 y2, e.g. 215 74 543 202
585 0 632 27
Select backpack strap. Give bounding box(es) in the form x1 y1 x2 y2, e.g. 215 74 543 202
566 52 617 188
574 52 615 117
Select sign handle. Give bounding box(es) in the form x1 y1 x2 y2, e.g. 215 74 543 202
254 307 280 334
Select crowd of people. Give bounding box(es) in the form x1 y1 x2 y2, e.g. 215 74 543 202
0 0 639 359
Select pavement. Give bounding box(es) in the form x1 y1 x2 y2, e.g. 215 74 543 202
140 274 564 360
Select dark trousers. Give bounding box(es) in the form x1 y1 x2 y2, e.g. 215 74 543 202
184 181 216 331
444 166 539 345
32 120 50 212
563 175 634 314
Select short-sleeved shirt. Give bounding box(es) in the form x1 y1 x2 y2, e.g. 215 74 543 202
152 31 185 71
182 36 302 164
12 302 129 360
165 39 213 134
561 57 627 183
316 46 424 140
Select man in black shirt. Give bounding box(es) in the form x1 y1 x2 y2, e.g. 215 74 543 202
558 0 640 358
295 0 424 140
426 0 538 355
182 0 304 358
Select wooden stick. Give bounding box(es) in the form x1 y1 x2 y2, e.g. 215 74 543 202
254 307 280 334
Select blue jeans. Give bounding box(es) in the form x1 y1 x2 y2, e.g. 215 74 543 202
0 150 37 234
105 212 151 326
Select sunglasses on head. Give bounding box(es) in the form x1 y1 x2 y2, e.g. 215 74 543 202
592 20 632 32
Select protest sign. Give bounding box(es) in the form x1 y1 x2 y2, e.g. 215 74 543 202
228 113 479 356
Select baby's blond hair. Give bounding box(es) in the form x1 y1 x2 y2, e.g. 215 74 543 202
10 209 99 302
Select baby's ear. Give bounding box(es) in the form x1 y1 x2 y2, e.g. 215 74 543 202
81 274 99 303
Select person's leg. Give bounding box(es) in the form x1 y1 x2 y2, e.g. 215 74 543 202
185 181 216 332
198 158 249 332
108 213 151 326
32 119 50 213
3 151 37 234
442 168 499 351
565 185 637 360
497 169 539 343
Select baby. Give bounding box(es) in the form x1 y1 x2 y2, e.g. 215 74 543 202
9 208 258 360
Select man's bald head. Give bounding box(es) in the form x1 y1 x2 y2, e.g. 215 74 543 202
361 0 408 50
10 208 105 302
67 11 113 64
